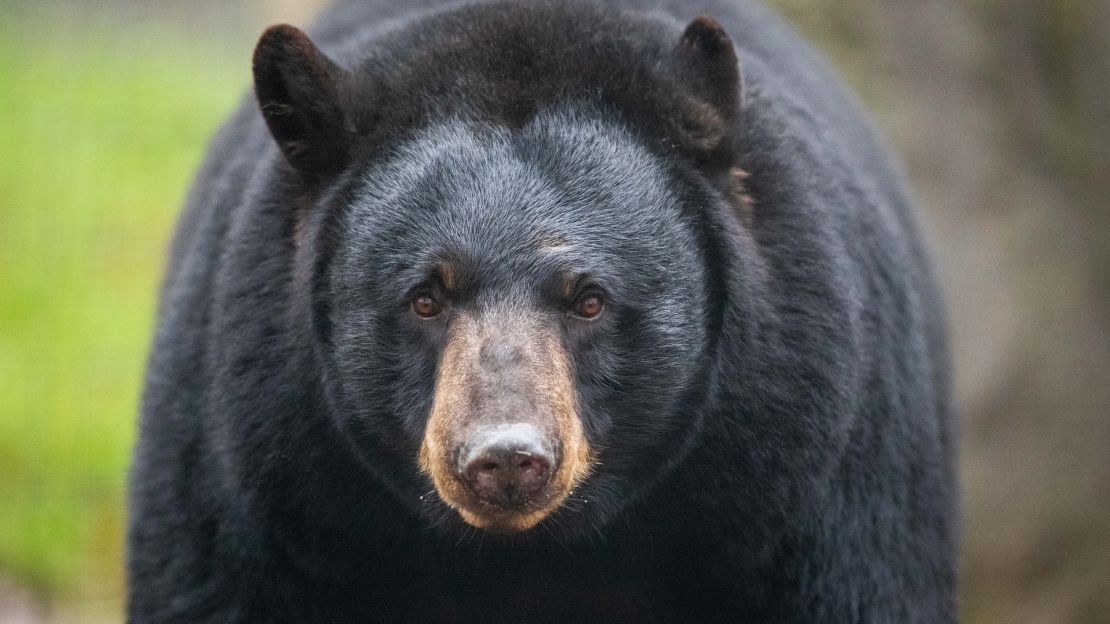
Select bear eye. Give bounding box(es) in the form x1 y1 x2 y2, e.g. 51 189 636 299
572 291 604 320
411 292 442 318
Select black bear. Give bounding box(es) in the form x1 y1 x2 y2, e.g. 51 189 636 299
128 0 956 622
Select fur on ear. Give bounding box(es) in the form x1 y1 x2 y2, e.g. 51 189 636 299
253 24 351 175
671 16 743 154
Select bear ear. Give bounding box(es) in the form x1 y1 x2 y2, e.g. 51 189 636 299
253 24 351 176
671 16 743 153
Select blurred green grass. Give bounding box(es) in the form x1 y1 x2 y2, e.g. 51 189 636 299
0 12 245 601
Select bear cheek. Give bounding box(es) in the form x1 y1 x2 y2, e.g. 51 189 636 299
418 311 592 532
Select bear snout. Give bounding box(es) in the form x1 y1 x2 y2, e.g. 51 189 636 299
419 310 592 532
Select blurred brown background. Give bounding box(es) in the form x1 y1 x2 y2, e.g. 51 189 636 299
1 0 1107 622
772 2 1110 621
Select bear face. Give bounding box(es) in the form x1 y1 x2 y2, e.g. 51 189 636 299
250 8 745 538
316 111 715 536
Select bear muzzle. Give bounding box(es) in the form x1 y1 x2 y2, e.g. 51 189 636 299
419 310 591 533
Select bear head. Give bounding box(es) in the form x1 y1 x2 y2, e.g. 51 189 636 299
251 2 745 538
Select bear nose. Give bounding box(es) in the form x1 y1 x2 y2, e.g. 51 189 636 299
459 424 553 507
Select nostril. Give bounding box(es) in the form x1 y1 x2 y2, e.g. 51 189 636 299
481 461 498 472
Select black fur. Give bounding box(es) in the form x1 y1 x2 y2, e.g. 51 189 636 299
128 0 956 622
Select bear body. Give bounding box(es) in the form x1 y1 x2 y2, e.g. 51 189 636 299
128 0 956 622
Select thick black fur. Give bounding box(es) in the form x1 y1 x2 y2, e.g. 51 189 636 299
128 0 956 622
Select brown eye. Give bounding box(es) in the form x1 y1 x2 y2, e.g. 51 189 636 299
574 292 604 319
412 293 441 318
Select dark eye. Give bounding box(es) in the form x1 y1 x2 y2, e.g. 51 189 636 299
411 292 442 318
572 291 604 319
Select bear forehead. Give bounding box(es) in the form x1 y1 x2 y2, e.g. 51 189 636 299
332 113 708 310
348 111 692 250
